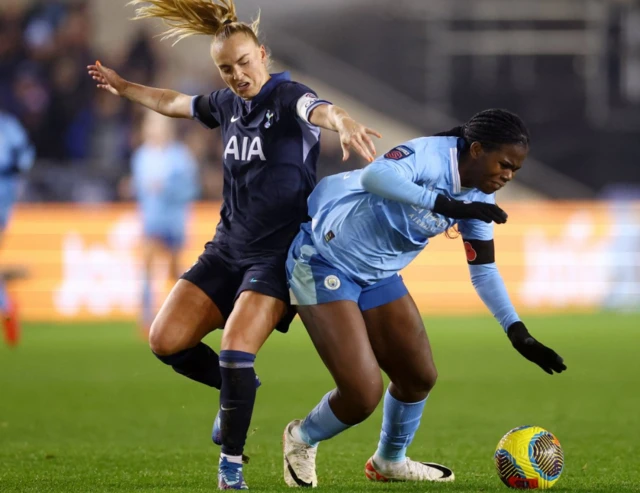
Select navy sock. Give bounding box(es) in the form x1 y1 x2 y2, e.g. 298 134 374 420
153 343 221 388
219 350 257 457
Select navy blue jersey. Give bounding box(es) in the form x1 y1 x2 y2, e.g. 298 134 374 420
192 72 330 262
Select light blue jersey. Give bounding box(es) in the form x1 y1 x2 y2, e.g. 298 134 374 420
132 142 199 249
0 112 35 230
308 136 493 284
287 136 520 332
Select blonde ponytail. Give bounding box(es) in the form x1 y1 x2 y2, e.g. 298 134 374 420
128 0 260 45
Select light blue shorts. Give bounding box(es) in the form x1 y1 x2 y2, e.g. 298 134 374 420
286 225 408 311
143 225 185 251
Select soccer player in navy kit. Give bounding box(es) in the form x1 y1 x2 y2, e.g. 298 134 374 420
282 110 567 486
87 0 380 489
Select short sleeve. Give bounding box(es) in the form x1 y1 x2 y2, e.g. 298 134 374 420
191 91 222 129
282 83 331 125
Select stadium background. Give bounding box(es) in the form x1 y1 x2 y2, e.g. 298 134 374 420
1 1 639 492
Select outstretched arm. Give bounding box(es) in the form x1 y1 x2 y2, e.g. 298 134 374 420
307 104 382 163
463 236 567 375
87 61 192 119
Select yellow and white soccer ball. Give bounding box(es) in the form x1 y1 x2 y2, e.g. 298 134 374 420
494 425 564 489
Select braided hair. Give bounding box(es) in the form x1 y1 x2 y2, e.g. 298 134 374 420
437 109 528 240
435 109 530 151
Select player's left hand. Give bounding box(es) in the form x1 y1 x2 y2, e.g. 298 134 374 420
337 117 382 163
507 322 567 375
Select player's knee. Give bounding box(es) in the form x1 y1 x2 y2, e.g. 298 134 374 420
148 322 183 356
358 388 383 419
341 377 384 422
394 364 438 399
415 365 438 393
410 365 438 399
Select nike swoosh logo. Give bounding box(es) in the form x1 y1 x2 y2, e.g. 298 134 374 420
285 457 313 487
230 115 240 122
220 405 237 411
420 462 454 479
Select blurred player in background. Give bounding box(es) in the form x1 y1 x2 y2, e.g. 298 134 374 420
283 109 567 486
87 0 380 488
0 109 35 347
131 111 199 333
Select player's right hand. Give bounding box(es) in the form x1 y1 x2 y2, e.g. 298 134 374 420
432 194 508 224
87 61 128 97
337 117 382 163
507 322 567 375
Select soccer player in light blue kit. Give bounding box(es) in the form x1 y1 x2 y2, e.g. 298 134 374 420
0 110 35 346
132 111 199 331
283 110 567 486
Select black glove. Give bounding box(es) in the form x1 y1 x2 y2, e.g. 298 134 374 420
433 194 508 224
507 322 567 375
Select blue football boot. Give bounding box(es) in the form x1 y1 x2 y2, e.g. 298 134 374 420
218 456 248 490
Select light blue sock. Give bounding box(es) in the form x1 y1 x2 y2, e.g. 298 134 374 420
0 280 8 312
299 391 350 446
375 387 427 462
142 278 153 325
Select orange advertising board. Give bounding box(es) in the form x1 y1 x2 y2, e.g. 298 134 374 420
1 201 638 321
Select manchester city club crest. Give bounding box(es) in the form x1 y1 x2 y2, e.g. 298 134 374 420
324 275 341 290
264 110 274 128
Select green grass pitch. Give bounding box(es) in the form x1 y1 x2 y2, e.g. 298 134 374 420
1 313 639 492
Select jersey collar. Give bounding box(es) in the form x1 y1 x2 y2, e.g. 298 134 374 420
244 71 291 111
449 140 463 194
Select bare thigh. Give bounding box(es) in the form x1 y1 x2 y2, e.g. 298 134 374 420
297 301 384 425
148 279 225 355
220 290 288 354
362 293 437 403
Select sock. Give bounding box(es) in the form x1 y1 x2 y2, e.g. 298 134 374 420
298 391 350 446
220 453 243 465
219 350 257 457
141 277 153 326
153 343 221 388
374 387 427 463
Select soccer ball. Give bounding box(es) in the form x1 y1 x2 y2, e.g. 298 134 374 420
494 425 564 489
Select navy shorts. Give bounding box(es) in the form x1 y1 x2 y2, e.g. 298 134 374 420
181 244 295 333
286 228 409 310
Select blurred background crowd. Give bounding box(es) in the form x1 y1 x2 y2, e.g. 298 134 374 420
0 0 352 204
1 0 639 203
